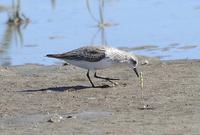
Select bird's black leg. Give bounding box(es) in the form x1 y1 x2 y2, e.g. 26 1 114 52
87 70 95 88
94 72 119 84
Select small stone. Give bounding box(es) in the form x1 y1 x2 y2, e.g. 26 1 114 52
48 114 63 123
112 82 118 86
121 83 127 87
141 60 149 65
67 115 73 118
63 63 69 66
137 104 154 110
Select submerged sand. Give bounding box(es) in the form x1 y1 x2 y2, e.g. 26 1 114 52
0 57 200 135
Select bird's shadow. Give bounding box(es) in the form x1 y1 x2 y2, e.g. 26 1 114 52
17 85 111 93
18 85 92 93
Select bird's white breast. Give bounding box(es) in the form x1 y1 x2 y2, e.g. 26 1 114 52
64 57 116 70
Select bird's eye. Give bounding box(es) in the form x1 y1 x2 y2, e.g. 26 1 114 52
130 59 137 65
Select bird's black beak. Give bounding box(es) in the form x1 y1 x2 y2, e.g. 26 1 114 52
133 68 139 77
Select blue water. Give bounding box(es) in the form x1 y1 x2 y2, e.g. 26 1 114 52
0 0 200 66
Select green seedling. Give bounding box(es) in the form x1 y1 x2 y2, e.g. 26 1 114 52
139 72 151 110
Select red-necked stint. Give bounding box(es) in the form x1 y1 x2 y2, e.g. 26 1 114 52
47 46 139 88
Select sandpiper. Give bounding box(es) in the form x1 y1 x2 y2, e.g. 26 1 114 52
47 46 139 87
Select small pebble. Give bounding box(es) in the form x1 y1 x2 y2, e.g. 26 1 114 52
48 114 63 123
63 63 69 66
141 60 149 65
67 115 73 118
67 115 76 119
138 104 154 110
112 82 118 86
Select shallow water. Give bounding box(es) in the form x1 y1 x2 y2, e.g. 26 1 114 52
0 0 200 66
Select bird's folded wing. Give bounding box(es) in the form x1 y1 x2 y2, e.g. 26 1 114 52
58 46 106 62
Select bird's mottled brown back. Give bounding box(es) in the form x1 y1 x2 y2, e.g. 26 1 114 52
51 46 106 62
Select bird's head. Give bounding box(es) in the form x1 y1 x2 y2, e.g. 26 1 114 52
128 56 139 78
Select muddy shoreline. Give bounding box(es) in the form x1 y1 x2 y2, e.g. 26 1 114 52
0 58 200 135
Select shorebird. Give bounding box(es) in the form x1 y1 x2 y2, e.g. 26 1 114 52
47 46 139 88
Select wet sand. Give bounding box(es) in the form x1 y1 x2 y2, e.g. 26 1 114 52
0 57 200 135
